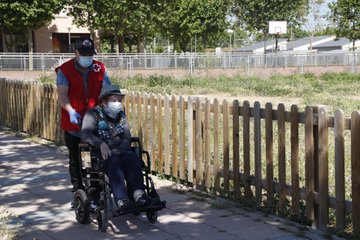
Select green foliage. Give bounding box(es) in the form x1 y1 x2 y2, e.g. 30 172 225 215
66 0 162 52
328 0 360 49
156 0 230 52
0 0 65 50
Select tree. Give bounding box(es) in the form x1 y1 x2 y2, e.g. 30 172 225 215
66 0 161 53
328 0 360 50
232 0 309 51
158 0 230 52
0 1 64 52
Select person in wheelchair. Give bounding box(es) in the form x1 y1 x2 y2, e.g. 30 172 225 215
80 84 159 212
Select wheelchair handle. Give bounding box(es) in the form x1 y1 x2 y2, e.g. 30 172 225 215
77 117 82 129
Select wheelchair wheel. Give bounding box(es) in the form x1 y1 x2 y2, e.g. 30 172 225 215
74 189 90 224
146 210 158 223
97 209 108 232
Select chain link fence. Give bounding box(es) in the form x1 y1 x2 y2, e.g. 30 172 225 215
0 51 359 76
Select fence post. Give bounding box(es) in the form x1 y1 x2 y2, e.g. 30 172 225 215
278 103 287 215
334 110 345 231
254 101 262 203
233 100 240 197
305 106 315 224
164 95 170 175
223 99 230 194
291 105 300 216
351 111 360 234
265 102 274 208
195 97 203 189
243 101 251 198
213 98 220 192
318 107 329 231
187 97 194 184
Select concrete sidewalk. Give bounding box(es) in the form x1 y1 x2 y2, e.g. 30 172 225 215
0 130 343 240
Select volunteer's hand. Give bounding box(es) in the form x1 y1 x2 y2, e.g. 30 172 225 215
100 142 111 160
68 109 81 124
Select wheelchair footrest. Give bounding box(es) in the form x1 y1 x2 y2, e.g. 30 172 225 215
112 200 166 217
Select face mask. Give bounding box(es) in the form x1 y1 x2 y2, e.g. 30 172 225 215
105 101 122 118
78 56 93 68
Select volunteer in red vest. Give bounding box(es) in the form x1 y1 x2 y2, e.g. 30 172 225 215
56 37 111 194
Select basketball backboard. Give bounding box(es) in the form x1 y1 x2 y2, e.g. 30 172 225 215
269 21 287 35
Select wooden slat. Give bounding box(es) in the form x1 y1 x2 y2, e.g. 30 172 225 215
305 106 315 222
137 92 143 140
150 94 156 171
351 111 360 234
143 93 149 151
164 95 170 175
278 103 286 215
157 94 163 172
172 95 178 178
213 98 220 192
313 106 320 228
179 96 186 180
195 97 203 188
254 101 262 203
318 107 329 230
124 91 130 117
334 110 345 231
204 98 211 188
187 97 194 183
243 100 251 198
233 100 240 196
265 102 274 208
131 93 136 133
223 99 230 193
291 105 300 216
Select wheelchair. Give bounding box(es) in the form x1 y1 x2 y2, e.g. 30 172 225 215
73 137 166 232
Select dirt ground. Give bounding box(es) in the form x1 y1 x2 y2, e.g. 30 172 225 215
0 64 355 81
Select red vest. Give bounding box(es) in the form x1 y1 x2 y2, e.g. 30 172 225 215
56 59 105 131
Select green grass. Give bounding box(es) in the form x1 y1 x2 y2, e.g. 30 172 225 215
39 72 359 115
0 213 20 240
110 72 359 116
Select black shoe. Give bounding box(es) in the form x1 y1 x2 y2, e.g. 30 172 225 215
136 195 159 208
118 199 135 212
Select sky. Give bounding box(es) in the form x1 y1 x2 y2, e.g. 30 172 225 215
304 0 334 31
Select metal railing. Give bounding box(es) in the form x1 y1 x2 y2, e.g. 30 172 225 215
0 51 359 75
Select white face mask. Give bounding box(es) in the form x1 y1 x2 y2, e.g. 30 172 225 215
78 56 93 68
106 101 122 115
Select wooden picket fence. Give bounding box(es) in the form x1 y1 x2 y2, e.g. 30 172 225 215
0 79 359 235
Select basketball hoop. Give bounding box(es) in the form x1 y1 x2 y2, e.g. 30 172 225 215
269 21 287 35
269 21 287 52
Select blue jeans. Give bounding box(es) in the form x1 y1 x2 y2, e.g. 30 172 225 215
103 150 145 202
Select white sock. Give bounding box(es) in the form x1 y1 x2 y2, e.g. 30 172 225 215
133 189 145 202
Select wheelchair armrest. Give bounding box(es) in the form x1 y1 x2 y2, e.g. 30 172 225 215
131 137 140 144
78 142 93 151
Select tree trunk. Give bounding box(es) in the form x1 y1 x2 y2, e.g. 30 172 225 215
138 37 145 53
28 29 33 71
118 34 125 53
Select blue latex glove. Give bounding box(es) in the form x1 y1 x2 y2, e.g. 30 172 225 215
68 109 81 124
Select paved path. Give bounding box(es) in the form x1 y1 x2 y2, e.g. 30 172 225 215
0 130 343 240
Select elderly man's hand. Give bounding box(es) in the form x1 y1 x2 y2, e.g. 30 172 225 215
100 142 111 160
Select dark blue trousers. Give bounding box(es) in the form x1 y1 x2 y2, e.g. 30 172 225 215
103 150 145 202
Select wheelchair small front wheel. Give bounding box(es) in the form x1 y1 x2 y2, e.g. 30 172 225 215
74 189 90 224
97 209 108 232
146 210 158 223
